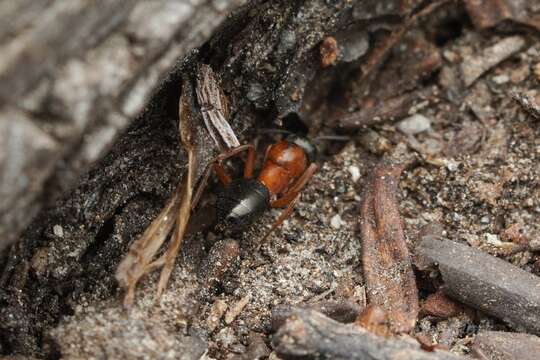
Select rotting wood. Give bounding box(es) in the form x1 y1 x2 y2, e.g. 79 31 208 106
359 163 419 333
0 0 245 252
272 309 462 360
416 236 540 335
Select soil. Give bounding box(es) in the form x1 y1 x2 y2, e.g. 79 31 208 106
2 1 540 359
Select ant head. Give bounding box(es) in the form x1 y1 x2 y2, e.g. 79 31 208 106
285 134 318 163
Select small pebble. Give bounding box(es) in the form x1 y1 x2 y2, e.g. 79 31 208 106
330 214 343 229
397 114 431 135
485 233 502 246
445 160 459 172
53 225 64 237
529 238 540 252
348 165 361 182
492 74 509 84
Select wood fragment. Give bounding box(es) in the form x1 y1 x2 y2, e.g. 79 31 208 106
206 299 228 332
472 331 540 360
511 91 540 120
355 305 392 337
200 239 240 293
272 309 462 360
224 294 251 324
271 300 362 331
320 36 339 68
359 163 419 333
416 236 540 335
422 290 463 319
196 64 240 151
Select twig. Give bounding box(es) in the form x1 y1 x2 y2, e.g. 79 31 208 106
359 163 419 333
272 309 462 360
416 236 540 335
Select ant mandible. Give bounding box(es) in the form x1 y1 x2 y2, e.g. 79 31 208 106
193 134 318 239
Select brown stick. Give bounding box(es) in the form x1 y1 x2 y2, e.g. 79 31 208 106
416 236 540 335
272 309 462 360
359 163 419 333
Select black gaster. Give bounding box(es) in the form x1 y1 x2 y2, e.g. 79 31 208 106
216 178 270 231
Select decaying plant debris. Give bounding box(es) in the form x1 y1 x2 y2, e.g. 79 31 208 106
116 80 198 307
360 163 419 333
2 0 540 358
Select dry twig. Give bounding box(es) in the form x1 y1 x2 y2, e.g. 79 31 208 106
416 236 540 335
272 309 461 360
359 163 419 333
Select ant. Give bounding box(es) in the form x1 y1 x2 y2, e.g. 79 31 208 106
193 134 319 239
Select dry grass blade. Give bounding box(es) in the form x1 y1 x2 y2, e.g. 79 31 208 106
115 82 197 307
196 64 240 151
154 95 196 298
115 188 181 307
359 163 419 333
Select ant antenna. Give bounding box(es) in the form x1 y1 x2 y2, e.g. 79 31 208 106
258 129 351 142
257 128 293 135
313 135 351 142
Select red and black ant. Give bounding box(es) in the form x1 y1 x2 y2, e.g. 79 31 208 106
193 134 319 239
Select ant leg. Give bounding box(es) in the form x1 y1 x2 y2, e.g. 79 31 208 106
261 193 300 242
213 162 231 186
260 163 317 242
270 163 318 208
243 144 255 178
191 144 255 210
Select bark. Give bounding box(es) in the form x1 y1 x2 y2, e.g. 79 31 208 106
0 0 443 357
0 0 245 251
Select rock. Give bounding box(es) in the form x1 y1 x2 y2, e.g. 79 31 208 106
397 114 431 135
330 214 343 229
348 166 361 182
